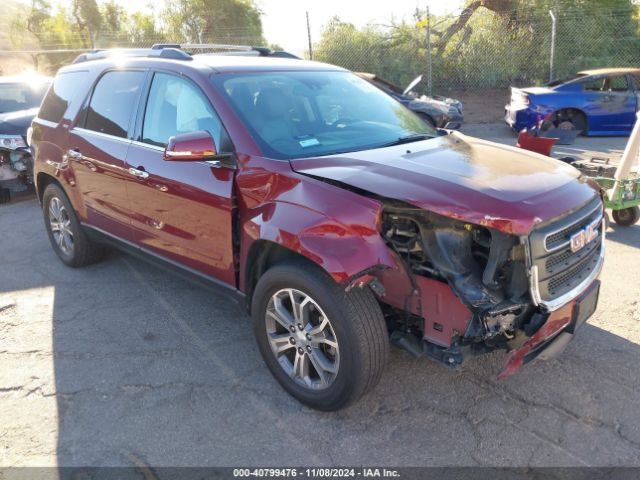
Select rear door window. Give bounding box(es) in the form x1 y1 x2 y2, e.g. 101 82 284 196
605 75 629 92
39 71 88 123
84 71 145 138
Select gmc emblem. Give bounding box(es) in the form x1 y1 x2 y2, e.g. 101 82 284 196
570 219 600 253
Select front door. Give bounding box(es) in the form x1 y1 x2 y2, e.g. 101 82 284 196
124 72 236 286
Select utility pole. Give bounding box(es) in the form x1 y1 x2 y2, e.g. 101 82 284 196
426 5 432 96
306 11 313 60
549 9 557 83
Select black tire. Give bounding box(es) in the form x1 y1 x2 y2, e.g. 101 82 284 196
612 206 640 226
42 183 106 267
252 261 389 411
554 109 587 135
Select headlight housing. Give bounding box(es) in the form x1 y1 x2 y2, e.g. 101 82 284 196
0 135 27 150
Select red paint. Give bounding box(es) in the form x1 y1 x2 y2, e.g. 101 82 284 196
31 55 603 381
516 129 558 157
164 131 218 161
498 301 574 380
290 132 597 236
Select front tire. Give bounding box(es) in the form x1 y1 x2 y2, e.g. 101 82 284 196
612 206 640 226
252 261 389 411
42 183 105 267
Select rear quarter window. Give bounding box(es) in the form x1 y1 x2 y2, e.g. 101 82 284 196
39 71 89 123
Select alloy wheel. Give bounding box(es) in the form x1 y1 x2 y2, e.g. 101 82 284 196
48 197 74 255
265 288 340 390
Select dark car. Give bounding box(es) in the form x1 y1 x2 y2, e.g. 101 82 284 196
32 47 603 410
0 75 51 201
356 72 463 128
505 68 640 135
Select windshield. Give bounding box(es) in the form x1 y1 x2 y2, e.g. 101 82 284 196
212 71 435 160
0 82 50 114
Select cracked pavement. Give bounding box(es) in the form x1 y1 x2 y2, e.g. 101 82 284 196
1 130 639 467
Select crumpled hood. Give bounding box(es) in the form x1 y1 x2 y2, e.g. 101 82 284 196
0 108 38 135
290 132 598 235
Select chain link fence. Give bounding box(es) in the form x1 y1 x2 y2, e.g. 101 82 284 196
2 4 639 96
312 5 640 94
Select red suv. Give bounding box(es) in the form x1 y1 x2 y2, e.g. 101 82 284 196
31 46 604 410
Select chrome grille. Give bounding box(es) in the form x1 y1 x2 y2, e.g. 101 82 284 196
528 196 604 306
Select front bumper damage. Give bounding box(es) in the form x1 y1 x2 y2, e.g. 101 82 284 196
350 197 605 379
0 147 34 202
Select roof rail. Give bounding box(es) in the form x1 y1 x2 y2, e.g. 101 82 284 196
72 47 191 64
151 43 299 58
71 44 301 65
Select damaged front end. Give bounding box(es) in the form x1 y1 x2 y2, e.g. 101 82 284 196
367 197 604 375
0 142 33 203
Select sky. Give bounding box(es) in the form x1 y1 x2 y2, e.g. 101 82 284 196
102 0 464 55
256 0 463 54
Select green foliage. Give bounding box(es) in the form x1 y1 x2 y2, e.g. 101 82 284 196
8 0 263 73
315 0 640 91
314 17 425 90
162 0 264 44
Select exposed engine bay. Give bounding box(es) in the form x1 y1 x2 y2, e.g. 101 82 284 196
379 204 545 364
0 147 33 203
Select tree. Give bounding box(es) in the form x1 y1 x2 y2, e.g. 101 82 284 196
162 0 264 45
72 0 102 48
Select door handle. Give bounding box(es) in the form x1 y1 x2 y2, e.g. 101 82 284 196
128 167 149 180
66 149 83 160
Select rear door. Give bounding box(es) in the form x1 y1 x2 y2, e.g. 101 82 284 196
124 71 236 286
67 70 147 240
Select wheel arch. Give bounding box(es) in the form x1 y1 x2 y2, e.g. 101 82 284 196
552 107 589 132
36 172 61 204
239 202 400 311
244 240 315 312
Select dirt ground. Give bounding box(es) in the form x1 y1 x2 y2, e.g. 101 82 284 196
452 89 511 123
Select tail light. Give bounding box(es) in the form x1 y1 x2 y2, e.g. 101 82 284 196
511 90 530 106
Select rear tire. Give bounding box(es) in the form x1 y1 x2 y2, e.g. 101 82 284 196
42 183 106 267
554 109 587 135
612 206 640 226
252 261 389 411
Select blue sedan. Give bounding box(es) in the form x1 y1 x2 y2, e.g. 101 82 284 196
505 68 640 136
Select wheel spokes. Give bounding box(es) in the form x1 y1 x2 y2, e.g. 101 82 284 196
306 316 329 336
307 349 337 385
48 198 74 255
291 351 311 385
269 332 295 354
265 288 340 390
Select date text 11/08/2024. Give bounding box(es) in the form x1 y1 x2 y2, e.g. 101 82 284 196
232 468 400 477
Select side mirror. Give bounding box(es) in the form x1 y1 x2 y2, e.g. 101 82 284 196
444 121 462 130
164 131 232 164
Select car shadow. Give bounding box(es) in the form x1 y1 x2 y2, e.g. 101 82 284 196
605 221 640 248
2 198 640 468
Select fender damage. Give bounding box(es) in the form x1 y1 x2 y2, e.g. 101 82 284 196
288 134 604 377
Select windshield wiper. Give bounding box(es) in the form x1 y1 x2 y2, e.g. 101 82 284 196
377 133 435 148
